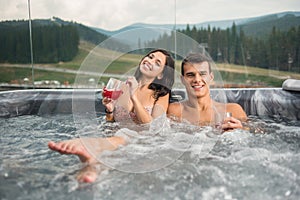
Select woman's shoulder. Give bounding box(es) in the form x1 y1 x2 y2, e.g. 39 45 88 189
167 101 183 120
167 101 182 114
168 101 182 107
155 92 170 106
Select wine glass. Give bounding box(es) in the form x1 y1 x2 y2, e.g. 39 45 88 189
103 78 123 100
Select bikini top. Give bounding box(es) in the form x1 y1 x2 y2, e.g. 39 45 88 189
113 105 153 123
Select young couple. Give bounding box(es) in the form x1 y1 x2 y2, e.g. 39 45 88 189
48 49 247 182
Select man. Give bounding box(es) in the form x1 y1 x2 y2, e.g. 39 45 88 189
167 53 247 131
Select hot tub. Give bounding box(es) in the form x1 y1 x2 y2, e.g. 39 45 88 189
0 87 299 199
1 86 299 120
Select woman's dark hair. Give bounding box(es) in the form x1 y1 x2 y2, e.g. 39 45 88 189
134 49 175 100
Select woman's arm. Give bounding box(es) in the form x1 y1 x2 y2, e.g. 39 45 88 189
151 94 169 119
167 102 182 121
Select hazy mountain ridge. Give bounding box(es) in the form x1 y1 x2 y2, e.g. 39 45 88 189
93 11 300 38
1 11 299 46
238 13 300 38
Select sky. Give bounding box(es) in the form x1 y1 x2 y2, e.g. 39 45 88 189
1 0 300 31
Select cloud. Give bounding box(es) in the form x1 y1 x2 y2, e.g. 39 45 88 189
0 0 299 30
175 0 300 24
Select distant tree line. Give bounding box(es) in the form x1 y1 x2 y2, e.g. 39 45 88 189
0 23 79 63
146 24 300 72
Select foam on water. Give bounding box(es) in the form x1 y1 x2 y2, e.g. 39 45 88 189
0 115 300 199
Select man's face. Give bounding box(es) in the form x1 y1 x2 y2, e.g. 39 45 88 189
182 61 213 98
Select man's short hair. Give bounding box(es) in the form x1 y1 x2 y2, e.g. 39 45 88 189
181 53 213 75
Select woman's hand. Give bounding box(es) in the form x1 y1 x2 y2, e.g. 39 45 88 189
126 76 139 97
102 96 115 113
221 116 243 132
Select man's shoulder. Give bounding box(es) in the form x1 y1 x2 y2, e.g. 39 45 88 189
225 102 243 110
226 103 247 120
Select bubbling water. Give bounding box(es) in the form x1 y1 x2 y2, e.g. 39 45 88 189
0 115 299 199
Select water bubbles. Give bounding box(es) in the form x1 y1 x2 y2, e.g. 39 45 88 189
3 172 9 178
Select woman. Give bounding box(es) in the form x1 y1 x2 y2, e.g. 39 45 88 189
103 48 175 124
48 49 175 182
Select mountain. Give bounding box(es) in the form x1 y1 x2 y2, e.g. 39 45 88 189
1 11 299 49
92 11 300 40
50 17 109 44
237 12 300 38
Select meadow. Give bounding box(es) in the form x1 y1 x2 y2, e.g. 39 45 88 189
1 41 299 88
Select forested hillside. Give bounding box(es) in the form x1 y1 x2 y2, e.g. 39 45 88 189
146 23 300 72
0 18 110 63
1 12 299 72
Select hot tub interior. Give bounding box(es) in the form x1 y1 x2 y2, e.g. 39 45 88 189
0 88 300 199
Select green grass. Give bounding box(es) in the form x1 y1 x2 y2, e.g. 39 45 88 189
217 71 284 87
0 67 33 82
105 54 140 74
0 67 76 84
51 44 93 70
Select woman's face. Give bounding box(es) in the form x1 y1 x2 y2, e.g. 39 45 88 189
139 51 166 78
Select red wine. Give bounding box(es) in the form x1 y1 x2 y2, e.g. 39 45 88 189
103 87 123 100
